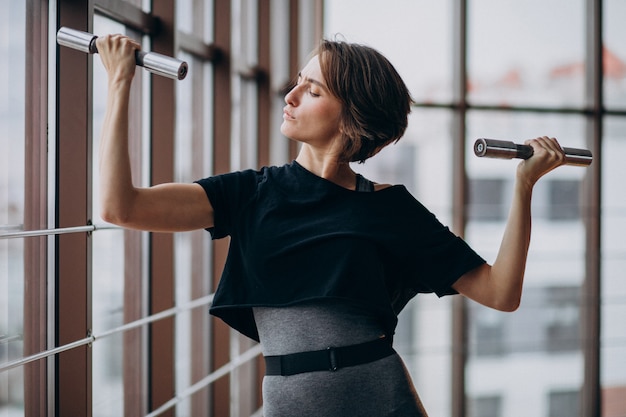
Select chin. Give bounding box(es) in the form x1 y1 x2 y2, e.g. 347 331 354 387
280 125 298 142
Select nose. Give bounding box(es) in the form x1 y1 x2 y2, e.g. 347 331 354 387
284 83 300 106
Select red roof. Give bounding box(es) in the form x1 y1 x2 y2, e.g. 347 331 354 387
549 46 626 79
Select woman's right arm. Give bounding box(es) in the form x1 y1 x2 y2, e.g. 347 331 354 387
97 34 213 232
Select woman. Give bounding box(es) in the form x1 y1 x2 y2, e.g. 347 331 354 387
96 35 566 416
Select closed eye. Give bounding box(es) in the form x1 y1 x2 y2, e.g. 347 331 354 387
297 72 327 97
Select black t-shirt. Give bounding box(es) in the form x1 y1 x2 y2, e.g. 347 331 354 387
195 161 485 341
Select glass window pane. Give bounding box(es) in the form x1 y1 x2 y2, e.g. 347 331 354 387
601 117 626 414
603 0 626 110
0 1 25 415
231 0 258 170
549 390 580 417
468 178 507 221
0 240 24 412
470 395 502 417
468 0 585 108
269 0 291 166
174 52 214 416
176 0 214 43
91 15 128 417
466 111 586 417
324 0 453 104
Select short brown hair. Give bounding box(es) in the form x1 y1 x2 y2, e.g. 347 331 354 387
316 39 414 163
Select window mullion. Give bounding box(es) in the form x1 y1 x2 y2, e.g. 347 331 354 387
582 0 603 416
451 0 469 416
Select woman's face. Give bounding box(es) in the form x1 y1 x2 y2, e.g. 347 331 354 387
281 55 343 149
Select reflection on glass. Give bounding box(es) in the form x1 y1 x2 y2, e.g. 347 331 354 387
601 117 626 414
91 15 127 417
468 0 585 108
466 112 586 417
0 1 25 415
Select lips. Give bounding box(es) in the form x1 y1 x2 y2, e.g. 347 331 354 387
283 108 295 120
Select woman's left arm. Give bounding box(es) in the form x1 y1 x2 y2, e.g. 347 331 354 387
452 136 566 311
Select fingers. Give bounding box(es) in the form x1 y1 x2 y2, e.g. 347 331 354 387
96 33 141 55
517 136 566 186
524 136 566 166
96 34 141 82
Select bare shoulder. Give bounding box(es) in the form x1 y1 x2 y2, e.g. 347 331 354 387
374 183 393 191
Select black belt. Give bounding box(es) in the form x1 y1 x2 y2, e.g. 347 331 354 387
264 336 395 376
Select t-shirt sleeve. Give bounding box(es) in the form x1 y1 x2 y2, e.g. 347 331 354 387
412 221 486 297
395 191 486 298
194 169 260 239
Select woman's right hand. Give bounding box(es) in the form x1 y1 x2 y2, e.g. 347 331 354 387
96 34 141 83
96 33 214 233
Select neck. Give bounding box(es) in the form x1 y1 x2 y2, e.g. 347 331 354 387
295 145 356 190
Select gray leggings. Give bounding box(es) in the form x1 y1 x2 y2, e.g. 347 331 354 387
253 300 428 417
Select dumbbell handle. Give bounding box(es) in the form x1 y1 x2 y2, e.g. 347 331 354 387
474 138 593 167
56 27 188 80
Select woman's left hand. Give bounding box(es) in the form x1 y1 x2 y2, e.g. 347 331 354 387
516 136 566 188
453 135 566 311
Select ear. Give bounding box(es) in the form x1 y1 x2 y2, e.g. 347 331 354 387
337 114 345 132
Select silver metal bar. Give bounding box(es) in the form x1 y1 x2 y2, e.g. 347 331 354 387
57 27 188 80
474 138 593 166
0 334 23 344
0 336 94 373
95 294 214 340
0 223 118 240
0 294 214 373
56 26 96 53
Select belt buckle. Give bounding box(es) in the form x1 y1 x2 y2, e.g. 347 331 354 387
326 346 339 371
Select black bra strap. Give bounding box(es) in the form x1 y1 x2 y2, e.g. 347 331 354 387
355 174 375 192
